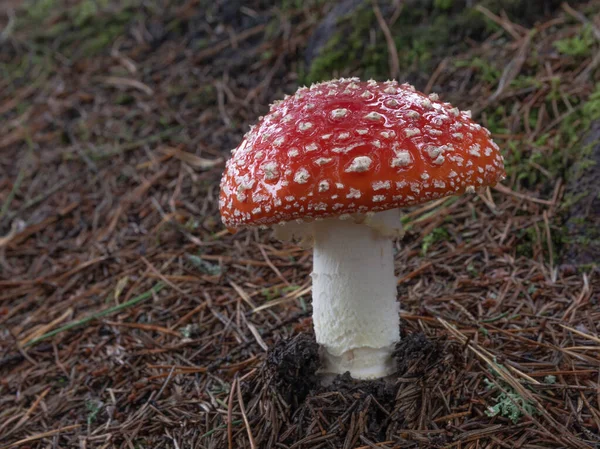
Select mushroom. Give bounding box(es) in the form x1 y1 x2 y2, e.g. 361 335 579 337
219 78 505 380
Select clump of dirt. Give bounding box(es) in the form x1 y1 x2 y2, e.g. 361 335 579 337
395 331 445 374
253 332 465 448
265 333 320 408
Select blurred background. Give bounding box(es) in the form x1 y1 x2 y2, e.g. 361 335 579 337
1 1 599 448
1 0 599 266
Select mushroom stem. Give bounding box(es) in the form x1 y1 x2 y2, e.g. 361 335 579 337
311 216 400 379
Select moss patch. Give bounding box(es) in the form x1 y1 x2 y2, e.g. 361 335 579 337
16 0 139 58
303 0 588 84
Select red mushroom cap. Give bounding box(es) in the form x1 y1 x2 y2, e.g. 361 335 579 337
220 78 505 228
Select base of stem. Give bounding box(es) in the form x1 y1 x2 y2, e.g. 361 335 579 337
319 345 397 380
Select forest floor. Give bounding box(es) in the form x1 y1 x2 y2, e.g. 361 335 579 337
1 1 599 448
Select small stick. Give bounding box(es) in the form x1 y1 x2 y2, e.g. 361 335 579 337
18 308 73 346
236 377 256 449
227 377 237 449
4 387 51 436
0 424 81 449
372 1 400 79
0 134 34 223
560 324 600 345
493 183 553 205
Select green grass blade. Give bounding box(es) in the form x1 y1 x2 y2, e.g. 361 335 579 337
25 283 164 347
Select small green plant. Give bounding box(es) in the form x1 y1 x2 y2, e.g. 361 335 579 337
554 25 595 57
421 227 450 255
434 0 453 11
466 262 478 276
180 324 200 339
73 0 110 27
484 379 538 424
510 75 543 90
581 83 600 120
454 57 500 84
185 254 222 275
86 399 103 426
544 375 557 384
23 0 56 22
261 285 301 301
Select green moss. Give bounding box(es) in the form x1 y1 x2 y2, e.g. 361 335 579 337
454 57 501 83
303 2 500 84
261 50 274 60
510 75 543 90
556 83 600 179
0 51 55 87
281 0 327 11
499 83 600 195
45 21 71 39
304 0 566 84
115 94 135 105
501 139 541 186
434 0 454 11
22 0 57 22
545 76 562 102
81 24 128 56
304 6 379 84
16 0 138 58
73 0 110 27
482 106 509 135
577 262 599 272
582 83 600 119
189 85 217 107
517 220 571 263
515 226 537 259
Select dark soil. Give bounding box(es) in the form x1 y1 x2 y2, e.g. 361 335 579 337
253 332 465 448
265 333 320 408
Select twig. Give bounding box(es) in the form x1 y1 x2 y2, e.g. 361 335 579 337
2 387 51 437
493 184 553 205
18 308 73 346
3 178 71 223
474 5 524 40
372 1 400 79
227 377 237 449
88 127 182 160
252 283 311 312
562 2 600 41
236 376 256 449
0 424 81 449
97 76 154 95
257 244 290 286
542 211 554 279
230 281 257 309
194 24 266 62
560 324 600 345
0 134 34 223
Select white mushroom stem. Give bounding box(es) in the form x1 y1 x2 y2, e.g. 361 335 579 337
311 213 400 379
